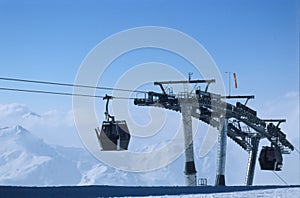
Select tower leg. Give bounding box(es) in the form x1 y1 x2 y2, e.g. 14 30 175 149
181 102 197 186
245 137 259 186
215 119 227 186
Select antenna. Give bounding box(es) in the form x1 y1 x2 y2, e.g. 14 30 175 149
225 72 232 96
188 72 193 81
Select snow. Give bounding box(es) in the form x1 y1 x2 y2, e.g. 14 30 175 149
0 124 181 186
0 126 83 185
136 187 300 198
79 164 108 185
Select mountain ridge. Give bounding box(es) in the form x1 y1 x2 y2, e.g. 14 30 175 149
0 125 187 186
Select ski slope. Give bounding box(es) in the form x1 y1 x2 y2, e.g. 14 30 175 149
145 187 300 198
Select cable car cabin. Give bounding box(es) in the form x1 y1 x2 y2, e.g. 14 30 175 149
258 146 283 171
95 120 131 151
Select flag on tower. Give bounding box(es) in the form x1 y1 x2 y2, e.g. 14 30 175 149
233 72 238 88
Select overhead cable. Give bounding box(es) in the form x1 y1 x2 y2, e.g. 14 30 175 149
0 87 135 100
0 77 147 94
272 171 288 185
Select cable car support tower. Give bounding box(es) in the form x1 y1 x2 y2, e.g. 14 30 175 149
133 78 294 186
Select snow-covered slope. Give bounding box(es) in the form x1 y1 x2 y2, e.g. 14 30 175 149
0 104 189 186
0 124 258 187
141 187 300 198
0 125 184 186
0 126 83 185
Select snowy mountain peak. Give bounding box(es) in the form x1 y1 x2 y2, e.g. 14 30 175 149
0 125 85 186
13 125 29 134
0 125 28 137
0 125 185 186
22 112 41 119
0 125 53 155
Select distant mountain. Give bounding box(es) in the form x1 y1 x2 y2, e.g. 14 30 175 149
22 112 41 119
0 124 271 187
0 125 191 186
0 125 84 186
0 104 190 187
0 103 82 147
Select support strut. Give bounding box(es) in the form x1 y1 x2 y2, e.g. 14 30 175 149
245 136 260 185
215 119 228 186
180 99 197 186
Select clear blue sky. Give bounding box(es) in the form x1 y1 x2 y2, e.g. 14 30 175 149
0 0 298 112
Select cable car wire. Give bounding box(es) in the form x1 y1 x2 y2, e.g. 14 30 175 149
272 171 288 185
0 77 148 94
294 147 300 155
0 87 136 100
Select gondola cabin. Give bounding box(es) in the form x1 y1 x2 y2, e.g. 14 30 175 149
258 146 283 171
95 120 131 151
95 95 131 151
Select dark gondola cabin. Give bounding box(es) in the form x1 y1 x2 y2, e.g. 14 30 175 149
95 120 131 151
95 95 131 151
258 146 283 171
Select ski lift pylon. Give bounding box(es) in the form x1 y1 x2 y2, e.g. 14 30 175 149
95 95 131 151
